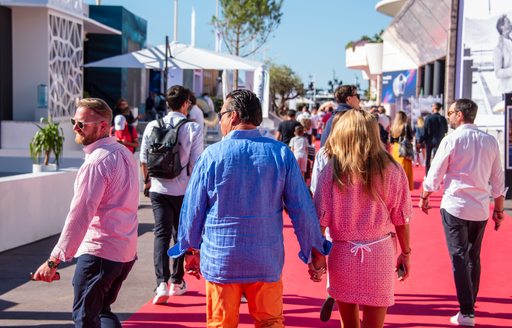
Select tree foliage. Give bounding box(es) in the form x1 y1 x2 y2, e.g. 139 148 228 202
213 0 283 88
269 63 304 115
214 0 283 57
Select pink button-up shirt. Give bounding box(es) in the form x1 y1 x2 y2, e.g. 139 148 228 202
51 137 139 263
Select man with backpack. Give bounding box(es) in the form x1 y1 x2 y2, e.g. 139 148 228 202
140 85 204 305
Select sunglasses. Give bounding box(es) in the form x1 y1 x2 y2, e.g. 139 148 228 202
217 110 235 121
71 118 103 129
447 110 457 116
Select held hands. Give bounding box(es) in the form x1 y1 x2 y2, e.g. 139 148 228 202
308 252 326 282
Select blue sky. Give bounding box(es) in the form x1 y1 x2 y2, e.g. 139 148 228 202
86 0 391 90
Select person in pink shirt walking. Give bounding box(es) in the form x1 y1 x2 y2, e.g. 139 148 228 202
314 110 412 328
32 98 139 328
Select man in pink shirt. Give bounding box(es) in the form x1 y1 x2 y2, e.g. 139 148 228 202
33 98 139 328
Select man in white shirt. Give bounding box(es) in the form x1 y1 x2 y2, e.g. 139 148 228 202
419 98 505 327
187 90 205 136
140 85 204 305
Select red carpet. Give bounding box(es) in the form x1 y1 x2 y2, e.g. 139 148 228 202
123 167 512 327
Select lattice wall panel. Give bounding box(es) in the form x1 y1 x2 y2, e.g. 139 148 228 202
48 14 83 118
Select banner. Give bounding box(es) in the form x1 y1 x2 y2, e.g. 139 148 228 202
455 0 511 127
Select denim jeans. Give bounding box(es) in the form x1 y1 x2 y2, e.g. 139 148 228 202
441 209 487 315
150 192 185 286
72 254 135 328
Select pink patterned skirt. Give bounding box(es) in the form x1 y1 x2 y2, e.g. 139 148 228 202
327 234 397 307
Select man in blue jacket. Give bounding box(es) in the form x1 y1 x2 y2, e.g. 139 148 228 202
320 85 361 146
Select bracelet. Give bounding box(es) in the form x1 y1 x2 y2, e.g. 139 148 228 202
494 209 504 213
401 248 412 257
185 249 199 256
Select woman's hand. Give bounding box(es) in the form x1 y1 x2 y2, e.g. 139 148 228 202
308 251 327 282
396 252 410 282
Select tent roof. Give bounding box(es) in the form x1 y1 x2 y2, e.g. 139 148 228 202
84 42 262 70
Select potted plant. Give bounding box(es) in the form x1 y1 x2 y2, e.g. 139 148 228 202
29 118 65 172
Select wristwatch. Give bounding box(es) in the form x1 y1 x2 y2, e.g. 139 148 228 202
47 260 60 269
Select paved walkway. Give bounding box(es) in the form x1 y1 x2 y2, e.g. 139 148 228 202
0 193 157 327
2 189 512 327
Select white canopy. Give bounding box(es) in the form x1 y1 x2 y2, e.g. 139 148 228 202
84 42 262 71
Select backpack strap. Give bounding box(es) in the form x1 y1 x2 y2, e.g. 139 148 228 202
173 119 191 175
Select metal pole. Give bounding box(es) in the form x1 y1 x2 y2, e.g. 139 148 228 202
164 35 169 93
173 0 178 42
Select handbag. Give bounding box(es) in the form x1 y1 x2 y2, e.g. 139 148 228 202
398 136 414 160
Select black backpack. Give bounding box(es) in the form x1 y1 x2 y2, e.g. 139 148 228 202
147 118 189 179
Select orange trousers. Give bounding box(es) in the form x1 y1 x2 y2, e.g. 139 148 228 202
206 278 284 328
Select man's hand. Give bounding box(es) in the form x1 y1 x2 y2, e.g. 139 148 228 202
184 252 201 280
492 210 504 231
143 180 151 197
308 262 326 282
418 197 430 214
32 261 58 283
308 251 326 282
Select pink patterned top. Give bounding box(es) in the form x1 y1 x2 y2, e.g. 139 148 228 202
314 161 412 241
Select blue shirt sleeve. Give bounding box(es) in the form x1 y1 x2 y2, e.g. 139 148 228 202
282 149 331 263
168 152 210 258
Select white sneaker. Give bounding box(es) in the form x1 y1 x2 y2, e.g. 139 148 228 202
169 280 187 296
450 312 475 327
152 282 169 305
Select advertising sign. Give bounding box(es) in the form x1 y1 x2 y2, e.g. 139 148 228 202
382 69 417 117
455 0 511 126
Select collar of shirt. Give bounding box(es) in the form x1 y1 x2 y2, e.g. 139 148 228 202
165 111 187 122
223 129 261 140
335 103 352 113
83 136 117 155
454 123 477 131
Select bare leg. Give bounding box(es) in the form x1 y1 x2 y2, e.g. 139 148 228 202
337 301 360 328
362 305 387 328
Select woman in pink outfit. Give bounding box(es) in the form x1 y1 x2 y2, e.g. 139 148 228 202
314 110 412 328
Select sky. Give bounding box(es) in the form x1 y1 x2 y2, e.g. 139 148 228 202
85 0 391 90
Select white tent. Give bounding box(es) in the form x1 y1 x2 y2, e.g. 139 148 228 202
84 42 261 71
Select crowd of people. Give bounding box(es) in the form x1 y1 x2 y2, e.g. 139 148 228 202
31 84 505 328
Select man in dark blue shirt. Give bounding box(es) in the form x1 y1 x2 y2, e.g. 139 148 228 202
423 102 448 174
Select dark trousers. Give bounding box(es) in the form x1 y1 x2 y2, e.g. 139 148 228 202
150 192 185 286
72 254 135 328
425 143 439 174
441 209 487 315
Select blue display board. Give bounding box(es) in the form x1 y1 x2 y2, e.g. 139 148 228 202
381 69 417 104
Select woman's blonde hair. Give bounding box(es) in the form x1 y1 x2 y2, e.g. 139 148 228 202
325 109 396 196
416 116 424 128
390 111 408 138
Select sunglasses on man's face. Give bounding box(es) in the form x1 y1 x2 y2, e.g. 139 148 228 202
217 110 235 121
71 118 103 130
